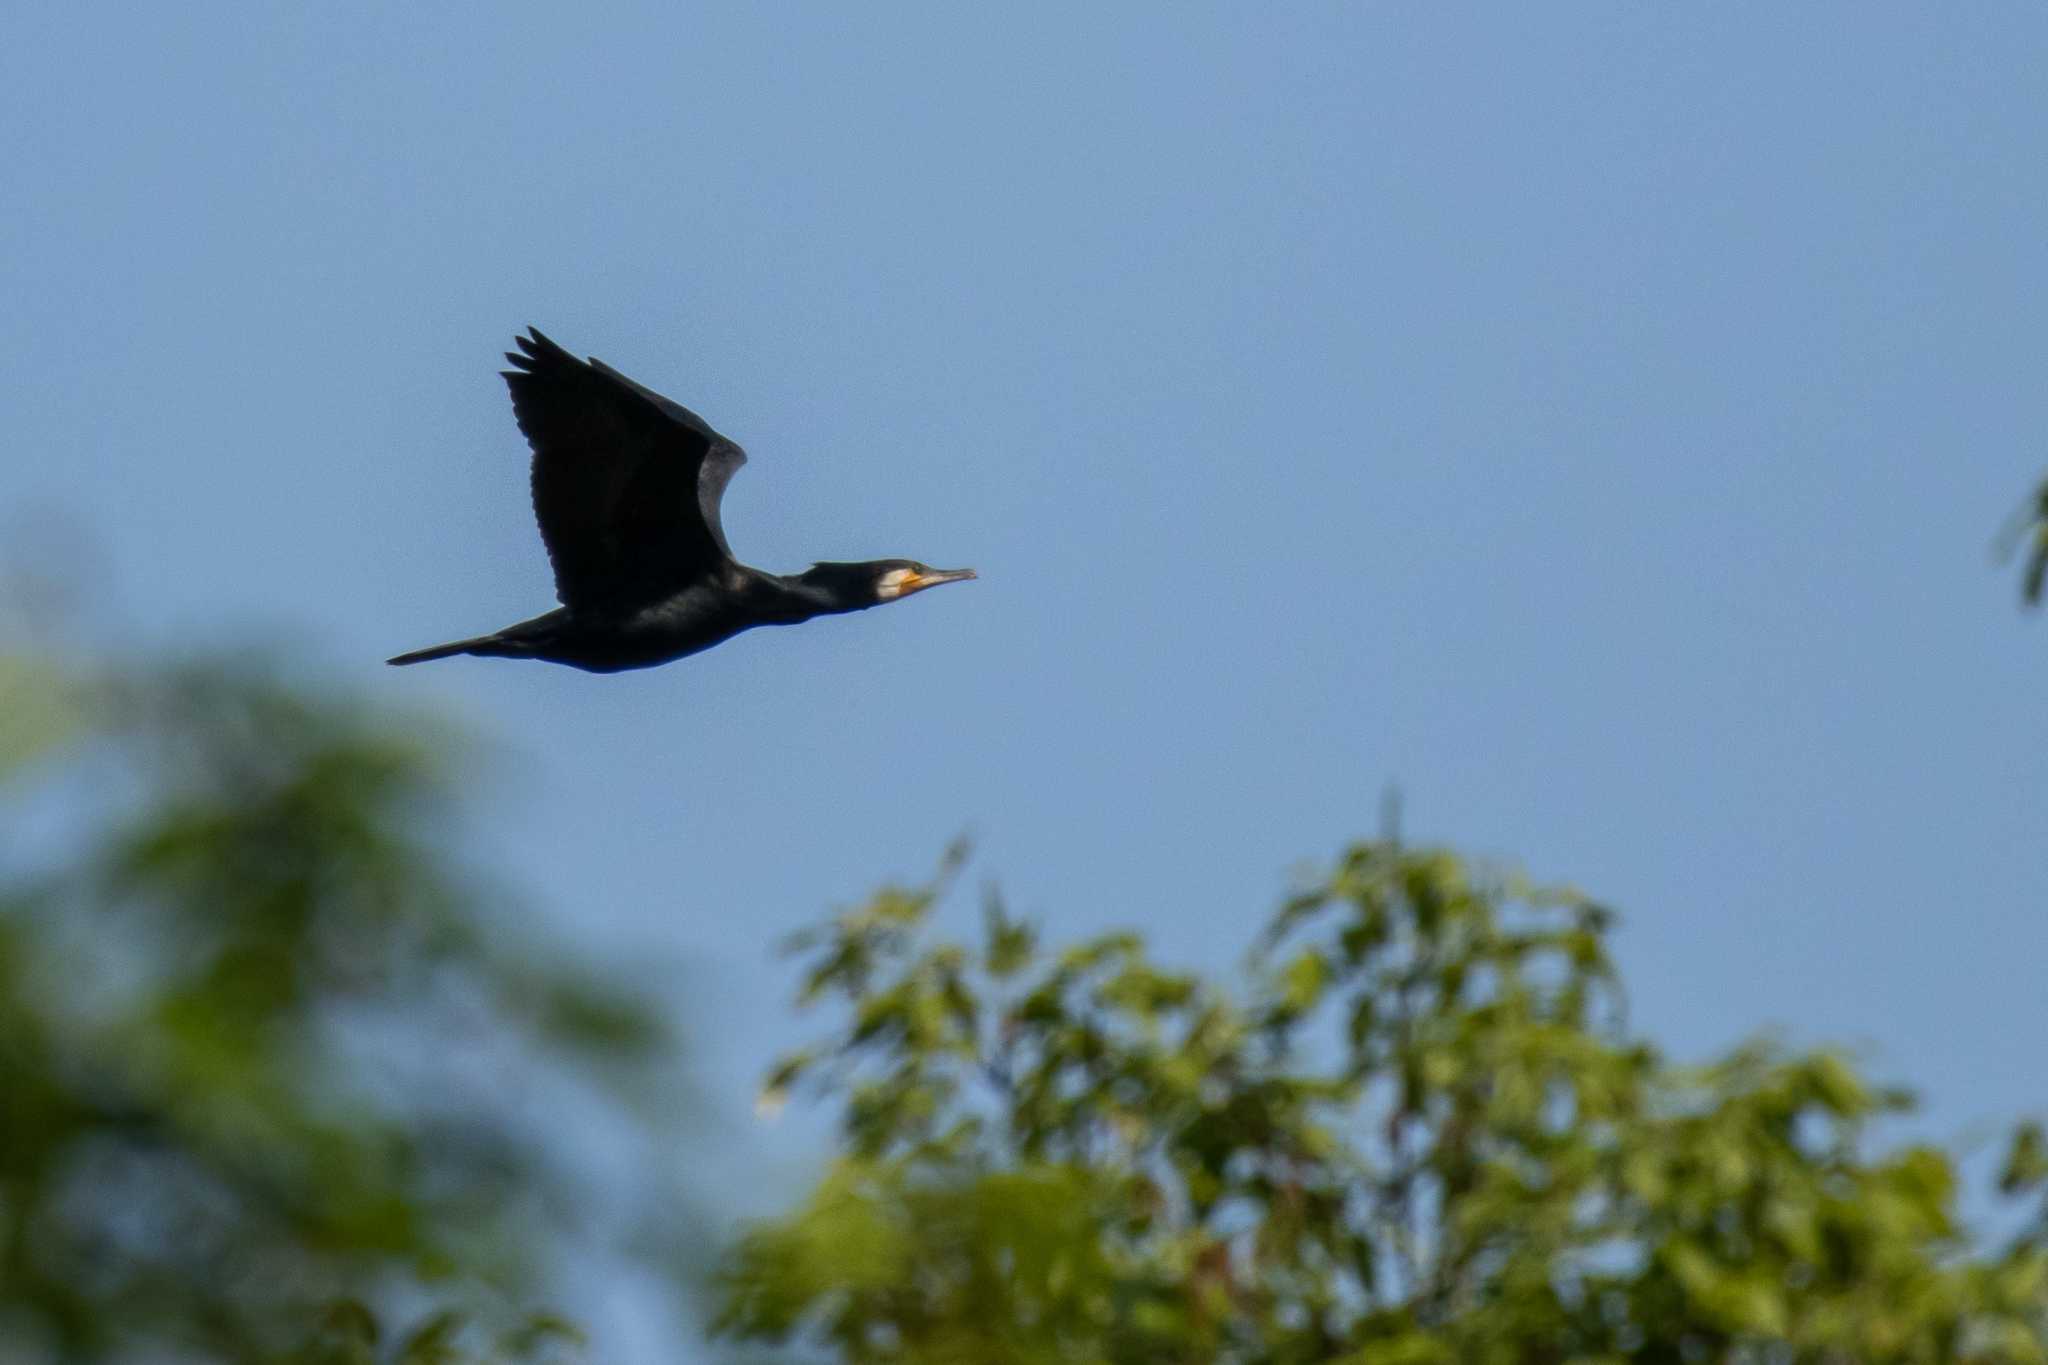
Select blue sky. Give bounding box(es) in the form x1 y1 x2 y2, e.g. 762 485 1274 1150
6 0 2046 1350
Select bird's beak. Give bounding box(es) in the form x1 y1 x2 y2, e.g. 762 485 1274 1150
905 567 978 595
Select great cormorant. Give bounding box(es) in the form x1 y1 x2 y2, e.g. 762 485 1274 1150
388 328 976 673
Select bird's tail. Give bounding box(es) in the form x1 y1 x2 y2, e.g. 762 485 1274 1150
386 634 510 666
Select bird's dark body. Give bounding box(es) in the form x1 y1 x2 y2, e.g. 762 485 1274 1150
464 571 851 673
388 329 972 672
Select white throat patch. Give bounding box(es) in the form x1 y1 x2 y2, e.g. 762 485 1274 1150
875 568 916 600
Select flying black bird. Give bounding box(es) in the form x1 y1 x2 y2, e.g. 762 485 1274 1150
389 328 976 672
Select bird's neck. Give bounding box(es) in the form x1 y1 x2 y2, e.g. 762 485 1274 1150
768 570 871 621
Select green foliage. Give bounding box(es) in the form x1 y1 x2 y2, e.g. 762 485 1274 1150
2001 475 2048 606
720 844 2048 1363
0 647 679 1361
289 1301 587 1365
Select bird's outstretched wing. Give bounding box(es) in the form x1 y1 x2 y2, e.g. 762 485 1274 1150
502 328 748 611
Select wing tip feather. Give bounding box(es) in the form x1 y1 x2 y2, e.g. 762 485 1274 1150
506 327 586 377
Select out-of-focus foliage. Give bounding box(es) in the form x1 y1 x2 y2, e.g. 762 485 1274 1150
720 844 2048 1363
2002 476 2048 606
286 1301 588 1365
0 644 684 1362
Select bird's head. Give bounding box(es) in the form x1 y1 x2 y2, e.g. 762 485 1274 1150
799 559 978 609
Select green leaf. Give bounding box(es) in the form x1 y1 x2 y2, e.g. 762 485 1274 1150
2001 1122 2048 1195
396 1311 465 1365
1279 949 1328 1014
497 1313 587 1360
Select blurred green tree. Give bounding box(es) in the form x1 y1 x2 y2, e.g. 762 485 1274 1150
0 643 691 1363
719 845 2048 1363
2002 476 2048 606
